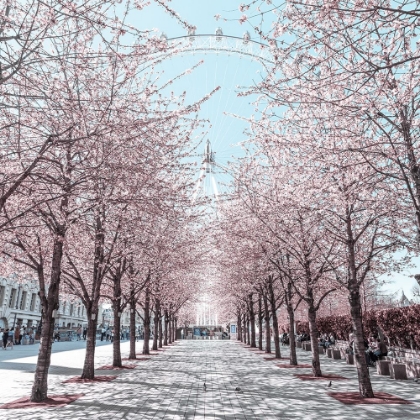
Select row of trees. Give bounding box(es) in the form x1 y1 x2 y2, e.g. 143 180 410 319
212 0 420 399
0 1 206 403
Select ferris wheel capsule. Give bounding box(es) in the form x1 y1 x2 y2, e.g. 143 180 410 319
269 38 278 50
243 31 250 44
215 27 223 41
188 27 196 42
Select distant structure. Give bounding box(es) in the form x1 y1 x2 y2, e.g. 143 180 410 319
399 290 412 307
204 139 215 174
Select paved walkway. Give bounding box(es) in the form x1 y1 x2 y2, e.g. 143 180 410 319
1 340 420 419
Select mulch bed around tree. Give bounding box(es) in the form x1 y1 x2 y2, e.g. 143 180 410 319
277 364 312 369
96 364 137 370
122 357 150 361
263 356 288 361
294 373 349 381
328 392 413 405
0 394 84 410
62 376 117 384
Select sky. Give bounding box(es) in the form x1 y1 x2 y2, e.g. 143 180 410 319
122 1 420 301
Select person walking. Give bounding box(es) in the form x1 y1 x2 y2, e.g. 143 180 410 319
7 328 14 349
2 329 8 349
83 327 87 340
100 327 106 341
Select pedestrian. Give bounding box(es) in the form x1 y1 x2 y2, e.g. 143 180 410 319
110 329 114 343
14 326 20 345
7 328 14 349
2 329 8 349
101 327 106 341
83 327 87 340
76 326 82 341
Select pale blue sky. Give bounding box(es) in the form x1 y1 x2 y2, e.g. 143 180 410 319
123 1 420 300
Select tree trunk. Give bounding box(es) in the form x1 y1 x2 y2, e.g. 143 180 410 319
168 314 173 344
237 311 242 341
349 289 374 397
268 277 281 358
308 306 322 376
129 300 136 360
152 308 159 351
30 231 64 402
246 316 250 345
249 294 256 347
174 317 177 342
172 317 176 342
346 210 375 398
112 307 122 368
164 310 169 346
30 304 56 401
242 313 246 343
142 286 151 355
81 309 98 378
158 314 163 348
263 294 271 353
258 294 263 350
287 303 297 366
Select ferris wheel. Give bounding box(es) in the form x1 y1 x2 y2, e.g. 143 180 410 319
149 29 274 210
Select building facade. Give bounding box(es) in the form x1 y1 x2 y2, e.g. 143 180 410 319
0 277 87 331
0 278 42 330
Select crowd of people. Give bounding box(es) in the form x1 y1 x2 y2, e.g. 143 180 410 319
279 330 389 366
0 325 35 349
346 334 388 367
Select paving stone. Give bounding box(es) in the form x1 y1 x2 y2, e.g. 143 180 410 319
1 340 420 418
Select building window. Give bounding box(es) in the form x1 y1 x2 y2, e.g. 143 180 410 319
70 304 74 317
8 289 16 308
30 294 37 311
19 291 27 310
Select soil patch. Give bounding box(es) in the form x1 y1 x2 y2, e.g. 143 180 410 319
294 373 349 381
328 392 412 405
96 364 137 370
63 376 117 384
277 364 312 369
0 394 84 410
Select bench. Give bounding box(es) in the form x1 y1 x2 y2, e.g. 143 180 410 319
385 347 420 379
390 363 408 380
302 342 311 351
377 360 391 376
